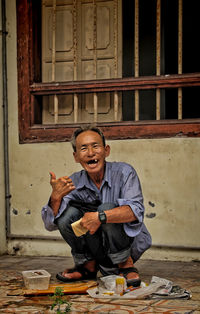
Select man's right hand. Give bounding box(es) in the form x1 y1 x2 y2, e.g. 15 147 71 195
49 171 76 216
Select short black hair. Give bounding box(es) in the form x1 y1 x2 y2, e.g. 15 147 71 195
71 125 106 152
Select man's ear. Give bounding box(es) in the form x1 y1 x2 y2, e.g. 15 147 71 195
105 145 110 158
73 151 79 163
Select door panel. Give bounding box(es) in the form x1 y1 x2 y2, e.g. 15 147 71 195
42 0 122 124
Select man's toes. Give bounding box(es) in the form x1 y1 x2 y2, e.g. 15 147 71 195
62 270 82 279
126 272 140 280
119 272 139 280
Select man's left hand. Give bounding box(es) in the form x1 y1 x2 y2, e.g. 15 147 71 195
80 212 101 235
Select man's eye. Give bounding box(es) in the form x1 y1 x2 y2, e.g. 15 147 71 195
80 147 87 151
93 144 99 149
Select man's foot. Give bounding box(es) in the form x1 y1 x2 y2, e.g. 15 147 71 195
56 260 97 282
118 256 141 287
61 260 96 280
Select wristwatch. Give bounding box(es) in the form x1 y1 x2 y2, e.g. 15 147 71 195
98 210 107 224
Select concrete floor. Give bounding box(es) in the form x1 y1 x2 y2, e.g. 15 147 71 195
0 255 200 313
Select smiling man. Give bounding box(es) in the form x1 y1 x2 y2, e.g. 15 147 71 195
42 125 151 286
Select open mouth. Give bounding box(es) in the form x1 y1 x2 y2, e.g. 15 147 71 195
87 159 98 165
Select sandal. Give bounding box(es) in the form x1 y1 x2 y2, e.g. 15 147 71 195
56 265 97 283
119 267 141 287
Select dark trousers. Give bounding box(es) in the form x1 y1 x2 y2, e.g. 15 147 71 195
55 203 133 268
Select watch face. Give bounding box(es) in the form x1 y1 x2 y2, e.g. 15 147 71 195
99 211 107 224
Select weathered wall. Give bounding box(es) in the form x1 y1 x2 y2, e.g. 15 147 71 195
7 137 200 261
0 0 7 254
3 0 200 261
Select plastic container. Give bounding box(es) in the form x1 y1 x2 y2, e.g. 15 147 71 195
115 277 125 295
22 269 51 290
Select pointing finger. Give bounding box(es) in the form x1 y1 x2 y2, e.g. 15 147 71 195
49 171 56 181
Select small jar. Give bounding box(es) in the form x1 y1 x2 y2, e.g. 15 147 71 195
115 277 125 295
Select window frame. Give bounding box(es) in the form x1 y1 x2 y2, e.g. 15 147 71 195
17 0 200 144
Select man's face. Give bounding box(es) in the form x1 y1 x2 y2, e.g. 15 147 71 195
73 130 110 177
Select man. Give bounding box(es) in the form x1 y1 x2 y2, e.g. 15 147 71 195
42 125 151 286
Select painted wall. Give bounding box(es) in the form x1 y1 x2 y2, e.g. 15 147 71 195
0 0 7 254
2 0 200 261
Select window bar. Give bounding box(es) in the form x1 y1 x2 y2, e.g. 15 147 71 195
94 93 98 123
93 92 98 122
93 0 98 122
114 91 119 121
73 0 77 81
156 0 161 120
134 0 139 121
73 0 78 122
178 0 183 119
114 0 118 78
51 0 56 82
53 95 58 123
52 0 58 124
74 93 78 123
114 0 119 121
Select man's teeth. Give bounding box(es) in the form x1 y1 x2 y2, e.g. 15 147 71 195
88 159 98 164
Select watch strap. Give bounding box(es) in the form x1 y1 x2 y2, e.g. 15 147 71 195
98 210 107 224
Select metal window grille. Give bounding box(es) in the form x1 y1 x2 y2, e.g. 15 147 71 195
44 0 198 125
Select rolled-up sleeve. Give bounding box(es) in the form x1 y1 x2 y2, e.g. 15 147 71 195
41 194 74 231
41 205 58 231
117 168 144 237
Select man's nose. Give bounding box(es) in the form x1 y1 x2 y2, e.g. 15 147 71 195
87 146 95 156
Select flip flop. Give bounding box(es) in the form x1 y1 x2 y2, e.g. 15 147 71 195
119 266 141 287
56 265 97 283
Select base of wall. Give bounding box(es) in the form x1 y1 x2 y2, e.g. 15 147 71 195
142 246 200 262
0 233 7 255
7 239 70 257
7 239 200 262
0 244 7 255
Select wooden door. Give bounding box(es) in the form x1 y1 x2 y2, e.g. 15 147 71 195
42 0 122 124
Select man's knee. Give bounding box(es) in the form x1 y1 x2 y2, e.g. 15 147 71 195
56 206 82 232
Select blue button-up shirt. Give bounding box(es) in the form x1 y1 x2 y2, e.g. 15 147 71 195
42 161 145 238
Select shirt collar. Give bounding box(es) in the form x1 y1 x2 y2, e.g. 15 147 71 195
103 162 112 188
75 161 112 190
